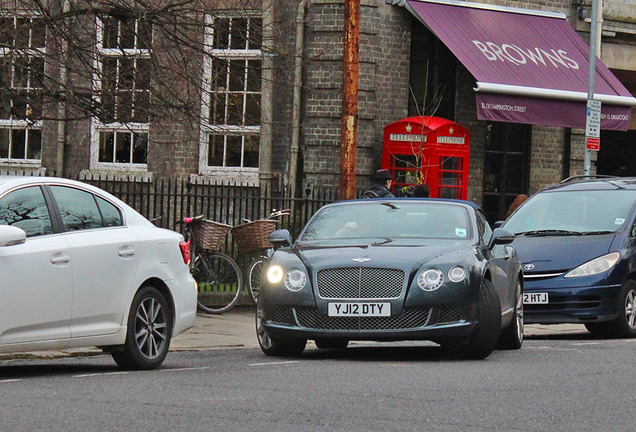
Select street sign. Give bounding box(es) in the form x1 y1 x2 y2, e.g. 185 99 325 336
586 136 600 151
586 99 601 137
585 99 601 151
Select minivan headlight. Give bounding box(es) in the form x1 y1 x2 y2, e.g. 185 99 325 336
564 252 620 278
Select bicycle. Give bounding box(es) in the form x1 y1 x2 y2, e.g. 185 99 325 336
179 215 243 314
231 209 290 304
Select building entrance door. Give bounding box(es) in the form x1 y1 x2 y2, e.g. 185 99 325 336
597 130 636 176
482 122 530 223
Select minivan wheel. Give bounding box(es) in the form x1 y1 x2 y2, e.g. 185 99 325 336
607 280 636 338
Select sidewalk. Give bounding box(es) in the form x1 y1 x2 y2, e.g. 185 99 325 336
0 308 588 360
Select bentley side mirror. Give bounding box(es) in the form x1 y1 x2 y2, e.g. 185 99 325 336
269 229 292 248
489 228 515 249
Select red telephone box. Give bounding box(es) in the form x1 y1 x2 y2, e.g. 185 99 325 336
382 116 470 199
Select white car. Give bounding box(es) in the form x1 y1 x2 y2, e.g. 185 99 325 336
0 176 197 369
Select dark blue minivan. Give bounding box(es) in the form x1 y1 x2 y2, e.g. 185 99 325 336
502 176 636 337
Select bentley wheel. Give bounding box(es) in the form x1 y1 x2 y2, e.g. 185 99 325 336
450 279 502 360
315 339 349 349
256 314 306 357
497 278 524 350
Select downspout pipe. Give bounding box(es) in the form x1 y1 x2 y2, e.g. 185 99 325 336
259 0 275 191
289 0 308 199
56 0 71 177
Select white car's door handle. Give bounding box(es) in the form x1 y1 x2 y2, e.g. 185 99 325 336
118 246 136 258
50 252 70 265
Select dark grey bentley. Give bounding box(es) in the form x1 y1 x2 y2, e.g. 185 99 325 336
256 199 523 359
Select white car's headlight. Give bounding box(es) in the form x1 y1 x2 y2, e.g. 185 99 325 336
267 265 284 284
564 252 620 278
417 268 444 291
284 269 307 291
448 266 467 283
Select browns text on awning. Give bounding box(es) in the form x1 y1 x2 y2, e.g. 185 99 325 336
400 0 636 131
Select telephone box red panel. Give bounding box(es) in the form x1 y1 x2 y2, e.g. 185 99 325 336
382 116 470 200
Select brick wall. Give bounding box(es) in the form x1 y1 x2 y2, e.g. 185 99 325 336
299 0 410 188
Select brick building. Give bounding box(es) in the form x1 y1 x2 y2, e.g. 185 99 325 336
1 0 635 220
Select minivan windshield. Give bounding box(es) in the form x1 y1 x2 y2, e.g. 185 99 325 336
504 190 636 235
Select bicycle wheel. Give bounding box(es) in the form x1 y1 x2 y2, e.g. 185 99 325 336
194 252 243 314
248 257 266 304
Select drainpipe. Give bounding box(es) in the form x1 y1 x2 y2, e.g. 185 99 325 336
56 0 71 177
259 0 275 193
340 0 360 200
289 0 308 199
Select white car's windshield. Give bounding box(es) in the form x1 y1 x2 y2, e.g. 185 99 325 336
300 201 471 240
505 190 636 235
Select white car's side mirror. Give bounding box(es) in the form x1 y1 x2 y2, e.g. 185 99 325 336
0 225 27 247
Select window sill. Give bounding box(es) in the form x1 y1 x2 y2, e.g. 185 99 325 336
79 170 153 183
191 168 259 187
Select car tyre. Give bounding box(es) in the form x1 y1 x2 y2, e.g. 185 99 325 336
606 280 636 338
444 279 502 360
497 278 523 350
256 314 306 357
112 286 173 370
315 339 349 349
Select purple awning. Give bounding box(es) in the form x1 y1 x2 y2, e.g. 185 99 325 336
405 0 636 131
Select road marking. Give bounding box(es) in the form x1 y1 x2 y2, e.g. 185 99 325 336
73 372 129 378
572 342 602 346
162 367 210 372
248 361 300 367
0 379 22 383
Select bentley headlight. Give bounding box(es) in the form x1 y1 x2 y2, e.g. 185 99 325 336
564 252 620 278
448 266 467 283
284 269 307 291
417 268 444 291
267 265 284 284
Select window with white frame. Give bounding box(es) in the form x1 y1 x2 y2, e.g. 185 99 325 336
0 16 45 164
200 14 262 177
92 15 151 170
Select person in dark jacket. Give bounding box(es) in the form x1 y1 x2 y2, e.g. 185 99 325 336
363 169 395 198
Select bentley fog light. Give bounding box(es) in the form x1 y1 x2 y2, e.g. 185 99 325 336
284 269 307 291
417 268 444 291
267 265 284 284
448 266 467 283
564 252 620 278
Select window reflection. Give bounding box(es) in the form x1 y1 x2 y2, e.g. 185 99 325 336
0 186 52 237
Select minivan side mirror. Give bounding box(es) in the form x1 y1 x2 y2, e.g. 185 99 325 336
0 225 27 247
489 228 515 249
269 229 292 248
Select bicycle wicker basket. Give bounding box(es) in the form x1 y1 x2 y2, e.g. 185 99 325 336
231 219 278 253
192 219 232 251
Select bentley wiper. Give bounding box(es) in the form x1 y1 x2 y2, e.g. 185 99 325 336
516 229 582 236
580 230 614 236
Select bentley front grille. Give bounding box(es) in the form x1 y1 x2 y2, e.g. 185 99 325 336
316 267 406 299
295 307 431 330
